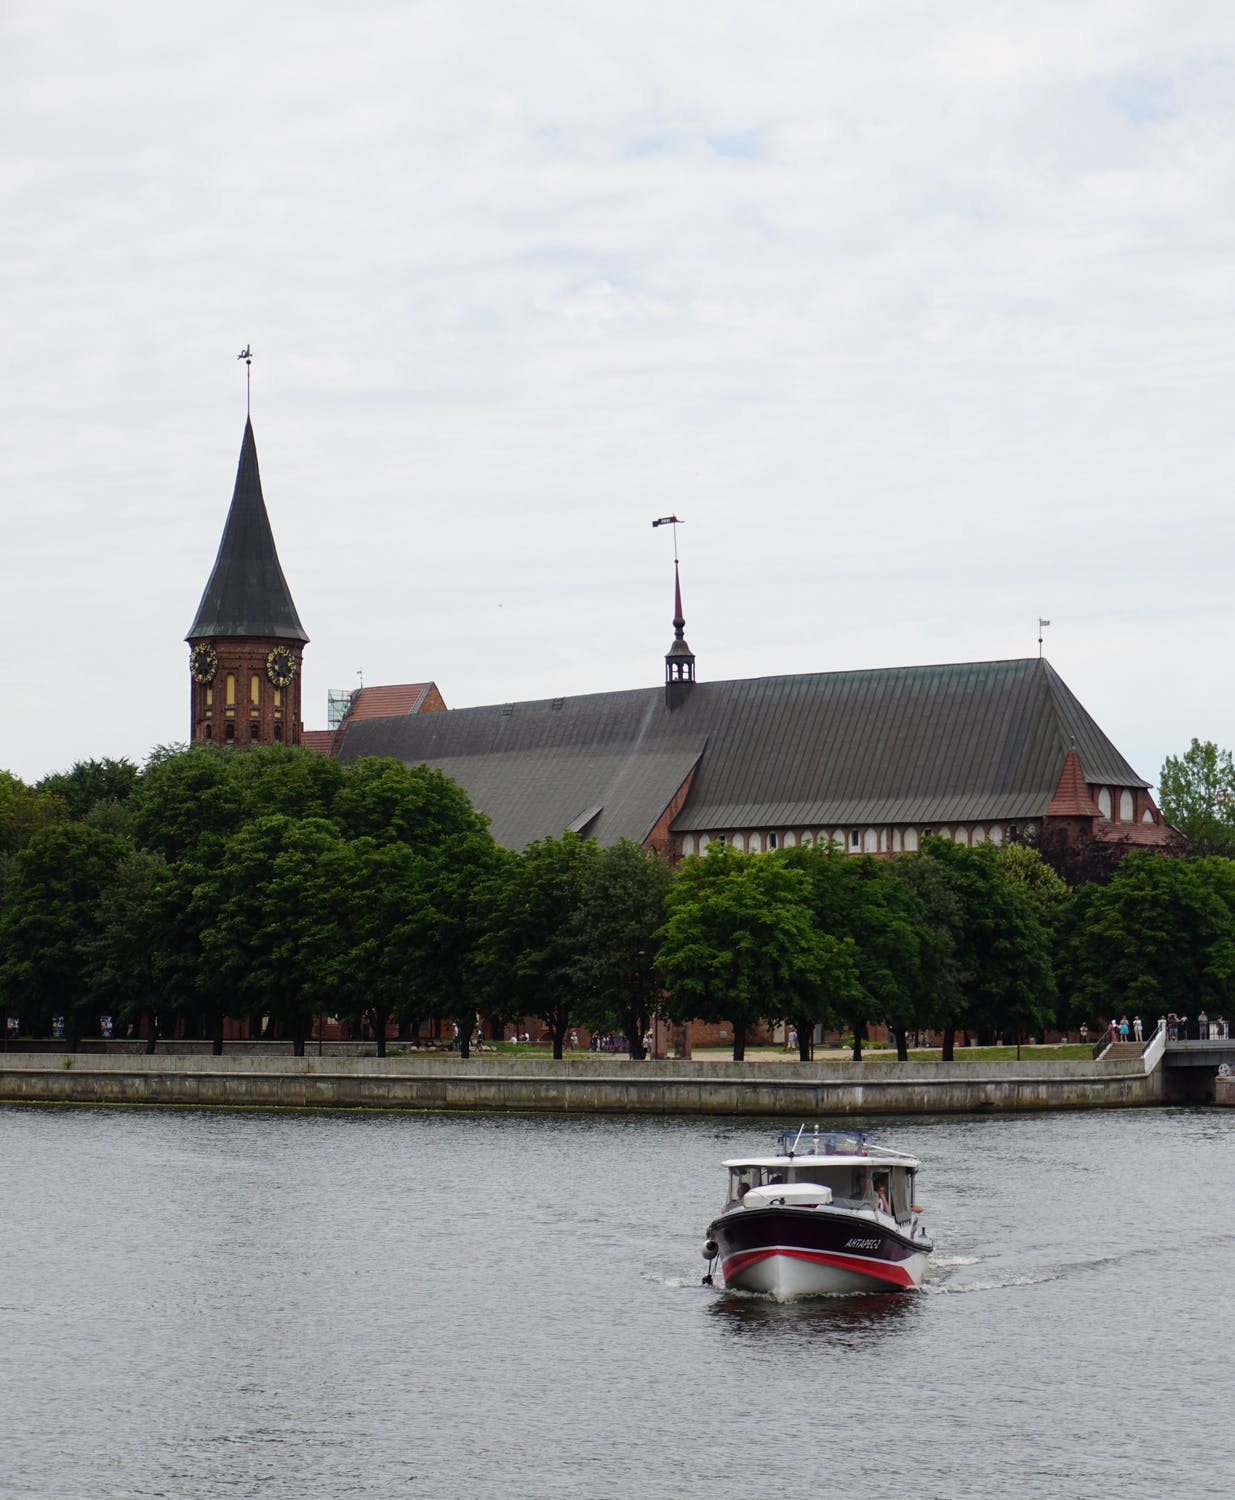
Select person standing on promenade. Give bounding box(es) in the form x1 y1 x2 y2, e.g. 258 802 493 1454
1133 1016 1143 1043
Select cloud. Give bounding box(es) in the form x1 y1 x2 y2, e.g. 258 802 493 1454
3 1 1235 786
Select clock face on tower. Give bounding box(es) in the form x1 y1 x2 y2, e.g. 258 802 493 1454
265 645 296 688
189 643 218 684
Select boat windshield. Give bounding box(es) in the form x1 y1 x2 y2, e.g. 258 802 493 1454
728 1162 915 1222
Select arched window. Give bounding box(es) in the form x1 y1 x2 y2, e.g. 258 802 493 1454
225 674 236 707
731 833 746 852
1119 790 1134 822
250 673 260 707
747 833 761 853
903 829 919 852
681 834 696 857
273 723 283 742
225 722 235 741
1097 788 1112 818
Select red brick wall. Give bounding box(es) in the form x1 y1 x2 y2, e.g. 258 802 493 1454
189 636 304 747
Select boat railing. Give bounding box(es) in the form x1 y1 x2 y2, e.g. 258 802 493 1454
776 1126 912 1160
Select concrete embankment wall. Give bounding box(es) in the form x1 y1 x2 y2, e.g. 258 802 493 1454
0 1052 1164 1115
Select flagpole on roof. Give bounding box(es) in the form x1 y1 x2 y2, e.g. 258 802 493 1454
651 514 683 563
237 344 252 416
1038 617 1051 658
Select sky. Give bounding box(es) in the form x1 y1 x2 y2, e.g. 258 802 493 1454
5 1 1235 789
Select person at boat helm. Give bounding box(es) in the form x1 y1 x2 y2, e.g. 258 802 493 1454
874 1179 891 1214
855 1173 877 1206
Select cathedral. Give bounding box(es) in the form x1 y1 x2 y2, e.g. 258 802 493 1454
189 419 1173 859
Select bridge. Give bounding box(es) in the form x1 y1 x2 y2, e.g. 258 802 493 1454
1160 1037 1235 1103
1096 1024 1235 1103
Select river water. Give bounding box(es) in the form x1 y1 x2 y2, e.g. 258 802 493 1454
2 1104 1232 1499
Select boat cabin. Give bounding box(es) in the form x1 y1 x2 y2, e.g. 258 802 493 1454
723 1130 920 1226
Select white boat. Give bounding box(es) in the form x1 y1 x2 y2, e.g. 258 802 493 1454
702 1125 933 1299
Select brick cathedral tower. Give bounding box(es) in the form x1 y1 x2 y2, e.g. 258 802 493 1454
185 418 308 746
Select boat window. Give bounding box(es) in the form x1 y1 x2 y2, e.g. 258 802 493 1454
728 1167 759 1201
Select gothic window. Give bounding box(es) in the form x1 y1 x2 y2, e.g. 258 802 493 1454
226 674 236 707
1119 789 1134 822
1097 788 1112 818
225 722 235 741
273 723 283 742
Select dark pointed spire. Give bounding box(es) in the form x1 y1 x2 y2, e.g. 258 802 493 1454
664 558 695 709
186 418 308 642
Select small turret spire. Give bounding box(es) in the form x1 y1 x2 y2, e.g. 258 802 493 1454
664 556 696 709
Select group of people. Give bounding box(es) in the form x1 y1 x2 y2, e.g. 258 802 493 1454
1083 1013 1231 1044
1164 1011 1227 1041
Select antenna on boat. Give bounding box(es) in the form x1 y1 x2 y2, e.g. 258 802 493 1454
789 1124 806 1157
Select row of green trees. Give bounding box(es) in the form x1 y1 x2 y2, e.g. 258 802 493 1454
4 742 1235 1060
0 748 672 1057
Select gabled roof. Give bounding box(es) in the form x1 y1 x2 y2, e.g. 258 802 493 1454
301 729 337 756
336 657 1148 850
186 418 308 643
346 683 436 721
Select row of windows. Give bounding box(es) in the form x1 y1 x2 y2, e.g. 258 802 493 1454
1096 787 1154 824
200 722 284 742
680 823 1038 858
203 677 284 711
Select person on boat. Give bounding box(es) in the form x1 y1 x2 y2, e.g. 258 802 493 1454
874 1179 891 1214
855 1173 877 1207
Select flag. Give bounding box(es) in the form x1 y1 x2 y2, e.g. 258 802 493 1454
652 515 681 528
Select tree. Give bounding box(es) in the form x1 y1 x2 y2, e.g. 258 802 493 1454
908 837 1055 1057
400 831 508 1060
78 847 170 1050
131 745 252 865
656 843 829 1061
332 757 489 850
776 843 917 1059
0 823 129 1046
1158 738 1235 852
1059 850 1235 1023
195 816 347 1055
0 770 67 855
569 839 673 1060
994 842 1070 910
36 758 140 820
480 833 601 1059
326 838 424 1058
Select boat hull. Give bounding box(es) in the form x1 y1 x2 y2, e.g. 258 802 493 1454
710 1206 931 1299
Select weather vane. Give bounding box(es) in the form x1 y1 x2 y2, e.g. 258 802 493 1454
238 344 252 415
652 514 684 563
1038 617 1051 658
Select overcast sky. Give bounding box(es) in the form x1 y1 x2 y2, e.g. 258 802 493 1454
5 2 1235 789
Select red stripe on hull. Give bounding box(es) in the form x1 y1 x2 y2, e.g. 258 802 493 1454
723 1245 916 1290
